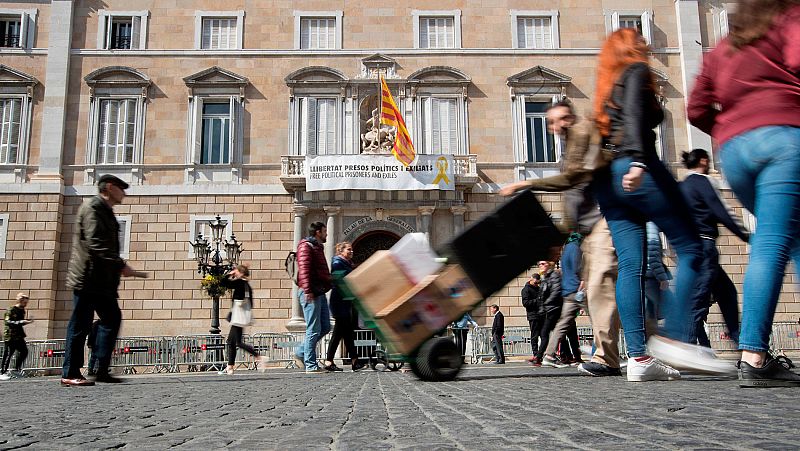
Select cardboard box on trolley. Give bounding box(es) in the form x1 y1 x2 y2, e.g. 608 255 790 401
345 250 416 317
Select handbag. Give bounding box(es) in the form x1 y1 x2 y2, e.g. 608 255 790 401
228 283 253 327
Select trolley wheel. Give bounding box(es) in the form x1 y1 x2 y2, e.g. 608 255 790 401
386 361 404 371
414 337 463 382
369 350 405 371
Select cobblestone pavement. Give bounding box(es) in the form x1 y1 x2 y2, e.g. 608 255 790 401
0 363 798 450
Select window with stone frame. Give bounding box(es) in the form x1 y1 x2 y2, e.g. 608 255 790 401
0 65 37 182
188 214 233 259
97 10 149 50
712 8 731 45
285 67 347 156
195 11 244 50
0 9 36 49
184 67 248 183
84 67 150 186
413 10 461 49
606 10 653 44
511 11 560 49
408 67 471 156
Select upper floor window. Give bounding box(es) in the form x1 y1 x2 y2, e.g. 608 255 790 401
0 213 8 259
0 9 36 49
0 65 37 180
184 67 248 183
200 101 232 164
420 97 458 155
606 10 653 45
511 11 560 49
195 11 244 50
116 216 131 259
97 11 149 50
524 101 557 163
294 11 343 50
84 67 150 186
96 98 137 164
413 10 461 49
298 97 337 155
0 98 22 164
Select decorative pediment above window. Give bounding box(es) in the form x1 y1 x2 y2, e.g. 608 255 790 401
0 65 38 97
84 66 151 98
183 66 249 99
407 66 471 98
359 53 398 79
285 66 348 97
507 66 571 98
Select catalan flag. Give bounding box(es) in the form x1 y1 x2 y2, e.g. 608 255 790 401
379 75 416 166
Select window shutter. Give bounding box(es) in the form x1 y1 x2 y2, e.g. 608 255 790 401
611 11 620 30
193 97 203 163
444 18 454 48
306 98 317 155
542 18 552 48
124 100 136 163
228 97 236 164
641 11 652 44
447 99 457 155
97 14 107 49
326 19 335 49
18 12 28 48
97 100 110 163
325 99 336 154
201 19 212 49
431 98 441 154
518 18 528 48
130 16 141 50
419 19 429 48
300 19 310 49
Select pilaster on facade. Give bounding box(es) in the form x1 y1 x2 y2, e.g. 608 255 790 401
450 205 468 235
287 204 309 331
323 205 341 265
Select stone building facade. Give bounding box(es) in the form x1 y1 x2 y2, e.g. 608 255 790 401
0 0 795 340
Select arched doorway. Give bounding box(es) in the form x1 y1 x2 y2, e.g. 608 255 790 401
352 230 400 266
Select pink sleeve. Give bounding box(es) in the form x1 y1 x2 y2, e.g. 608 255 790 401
784 11 800 73
687 51 719 135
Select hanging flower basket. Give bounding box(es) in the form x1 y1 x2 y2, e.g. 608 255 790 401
200 274 230 298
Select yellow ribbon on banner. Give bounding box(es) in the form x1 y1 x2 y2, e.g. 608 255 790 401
432 156 451 185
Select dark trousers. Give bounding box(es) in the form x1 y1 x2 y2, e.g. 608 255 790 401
453 328 469 357
692 239 741 347
557 323 582 361
326 315 357 362
62 290 121 379
491 333 505 363
226 325 259 366
536 309 561 360
1 339 28 373
527 315 544 355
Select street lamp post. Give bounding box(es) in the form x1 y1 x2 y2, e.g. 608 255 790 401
189 216 243 334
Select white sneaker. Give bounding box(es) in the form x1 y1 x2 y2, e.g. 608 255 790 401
648 336 736 376
626 357 681 382
0 373 11 381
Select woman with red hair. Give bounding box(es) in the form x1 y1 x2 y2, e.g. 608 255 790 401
592 29 730 381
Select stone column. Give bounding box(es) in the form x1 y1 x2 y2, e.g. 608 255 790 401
323 206 341 269
418 206 436 238
32 0 74 181
675 0 713 154
450 205 468 235
286 205 308 331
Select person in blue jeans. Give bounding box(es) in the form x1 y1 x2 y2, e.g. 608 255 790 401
592 29 730 382
688 0 800 387
294 222 333 373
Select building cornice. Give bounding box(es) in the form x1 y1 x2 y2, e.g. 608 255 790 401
70 48 682 57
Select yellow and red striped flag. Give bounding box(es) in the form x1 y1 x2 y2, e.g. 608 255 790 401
379 75 416 166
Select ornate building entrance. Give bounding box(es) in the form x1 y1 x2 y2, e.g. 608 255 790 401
352 230 400 265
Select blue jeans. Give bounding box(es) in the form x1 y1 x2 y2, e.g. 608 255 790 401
62 290 121 378
297 291 331 370
720 126 800 352
595 156 703 357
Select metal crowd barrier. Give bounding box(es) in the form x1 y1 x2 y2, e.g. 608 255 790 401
110 336 174 374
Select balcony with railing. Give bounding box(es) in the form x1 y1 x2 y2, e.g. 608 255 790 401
0 33 20 48
280 154 479 190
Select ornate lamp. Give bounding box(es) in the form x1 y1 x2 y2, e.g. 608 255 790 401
208 215 228 243
224 234 243 266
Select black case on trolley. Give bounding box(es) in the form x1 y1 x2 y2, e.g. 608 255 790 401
441 189 563 299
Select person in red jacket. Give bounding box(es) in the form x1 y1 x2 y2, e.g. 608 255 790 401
293 221 332 373
688 0 800 387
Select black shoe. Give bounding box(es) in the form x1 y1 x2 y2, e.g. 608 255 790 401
351 361 366 372
738 357 800 388
492 361 505 365
578 362 622 377
93 372 124 383
323 363 343 372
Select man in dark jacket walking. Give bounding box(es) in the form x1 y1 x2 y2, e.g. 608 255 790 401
521 273 544 364
294 221 332 373
536 261 563 364
490 304 505 364
62 175 142 386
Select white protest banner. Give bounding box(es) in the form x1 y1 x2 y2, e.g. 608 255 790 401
305 154 455 191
